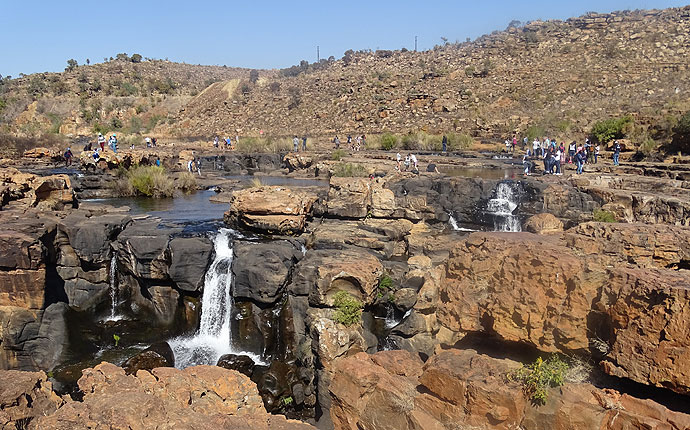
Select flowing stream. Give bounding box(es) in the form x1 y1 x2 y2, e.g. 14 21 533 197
104 255 123 322
169 228 262 368
486 182 522 232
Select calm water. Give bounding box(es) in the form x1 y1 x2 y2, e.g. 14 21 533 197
224 175 328 188
83 189 227 223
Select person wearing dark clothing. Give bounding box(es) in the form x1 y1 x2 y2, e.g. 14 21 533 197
442 135 448 152
575 150 585 174
426 163 440 173
64 148 73 166
302 136 307 151
613 141 621 166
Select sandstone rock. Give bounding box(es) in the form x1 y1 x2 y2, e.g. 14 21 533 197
22 147 56 158
0 369 63 428
32 362 315 430
523 213 564 234
225 186 317 235
284 153 313 170
327 177 371 218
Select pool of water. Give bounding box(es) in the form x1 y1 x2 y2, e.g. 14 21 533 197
83 189 228 224
439 167 522 180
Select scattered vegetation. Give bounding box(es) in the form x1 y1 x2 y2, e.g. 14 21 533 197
331 149 346 161
113 334 121 347
590 116 633 144
332 291 363 326
248 177 265 188
593 209 616 223
377 274 393 299
332 162 367 177
114 165 175 198
670 110 690 154
177 172 198 193
508 355 569 404
379 132 398 150
235 136 292 153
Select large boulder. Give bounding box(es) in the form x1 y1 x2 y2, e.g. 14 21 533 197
32 362 315 429
122 342 175 375
0 369 63 428
327 177 372 218
328 349 690 430
523 213 564 234
224 186 317 235
168 236 213 292
233 241 301 304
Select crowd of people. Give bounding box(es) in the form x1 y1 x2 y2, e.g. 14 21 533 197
519 136 621 176
332 134 366 151
213 135 240 150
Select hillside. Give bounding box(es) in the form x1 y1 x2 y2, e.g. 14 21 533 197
0 56 268 145
174 6 690 146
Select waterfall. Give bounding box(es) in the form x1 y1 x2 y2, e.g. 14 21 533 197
104 255 122 322
448 213 476 232
384 303 397 329
485 182 521 232
169 228 262 368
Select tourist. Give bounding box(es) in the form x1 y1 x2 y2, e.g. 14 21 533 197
225 137 231 150
396 152 402 171
362 134 367 148
92 148 100 163
613 140 621 166
355 135 362 151
426 163 440 173
293 136 299 152
155 156 161 167
196 157 202 176
442 135 448 152
63 147 73 166
532 138 540 157
584 139 592 164
347 135 352 150
505 139 511 153
333 135 340 149
145 137 151 148
522 150 531 175
83 141 92 152
568 141 576 163
235 135 240 146
97 133 106 151
410 153 418 173
152 137 157 147
575 148 585 174
188 158 194 173
302 136 307 151
109 134 118 153
404 154 410 171
214 136 219 148
595 143 600 164
554 146 562 175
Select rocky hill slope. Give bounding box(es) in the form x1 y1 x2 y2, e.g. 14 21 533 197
175 7 690 143
0 56 266 143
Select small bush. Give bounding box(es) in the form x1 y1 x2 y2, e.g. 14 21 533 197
333 162 367 177
248 177 264 188
508 355 569 404
380 132 397 150
115 165 175 198
177 172 197 193
590 116 633 144
593 209 616 223
333 291 362 326
331 149 346 161
377 274 393 298
236 136 291 153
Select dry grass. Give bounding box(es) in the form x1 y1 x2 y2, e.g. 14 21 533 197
235 136 292 153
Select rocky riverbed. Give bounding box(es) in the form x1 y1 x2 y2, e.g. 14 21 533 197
1 148 690 429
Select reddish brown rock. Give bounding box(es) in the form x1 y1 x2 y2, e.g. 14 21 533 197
225 186 317 234
0 369 63 429
327 177 372 218
523 213 564 234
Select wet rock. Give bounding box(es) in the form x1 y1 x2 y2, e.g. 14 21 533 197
122 342 175 375
233 241 301 304
523 212 564 234
168 236 213 292
148 286 180 326
116 219 182 280
217 354 256 377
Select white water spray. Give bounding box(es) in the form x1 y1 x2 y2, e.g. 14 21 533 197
486 182 521 232
104 255 123 322
169 229 263 368
448 213 476 232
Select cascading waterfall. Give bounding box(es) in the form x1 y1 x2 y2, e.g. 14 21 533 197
485 182 522 232
169 228 262 368
104 255 122 321
448 213 476 232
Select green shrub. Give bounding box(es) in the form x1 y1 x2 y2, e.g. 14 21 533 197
331 149 346 161
593 209 616 223
508 355 568 404
377 274 393 298
590 116 633 144
332 162 367 177
670 110 690 154
115 165 175 198
380 132 398 150
333 291 362 326
236 136 291 153
177 172 197 193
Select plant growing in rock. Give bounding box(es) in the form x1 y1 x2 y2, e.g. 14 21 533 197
331 149 346 161
593 209 616 223
590 116 633 144
508 355 569 404
177 172 197 193
332 162 367 177
333 291 362 326
377 274 393 298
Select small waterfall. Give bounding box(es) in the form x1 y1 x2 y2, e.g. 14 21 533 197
300 242 307 256
384 303 397 329
105 255 122 322
169 228 263 368
486 182 521 232
448 213 476 232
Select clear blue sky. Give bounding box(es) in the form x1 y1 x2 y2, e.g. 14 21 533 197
1 0 687 78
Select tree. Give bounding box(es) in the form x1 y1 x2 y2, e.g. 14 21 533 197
131 53 143 63
116 53 130 62
249 69 259 84
590 116 633 144
65 59 78 71
670 111 690 154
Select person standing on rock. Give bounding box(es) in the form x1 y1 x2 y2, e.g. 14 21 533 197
214 136 219 148
333 135 340 149
109 134 118 153
442 135 448 152
302 136 307 151
293 136 299 152
97 133 106 151
396 152 402 171
595 143 600 164
522 150 531 175
410 153 418 173
347 135 352 150
575 148 585 174
613 140 621 166
64 147 73 167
